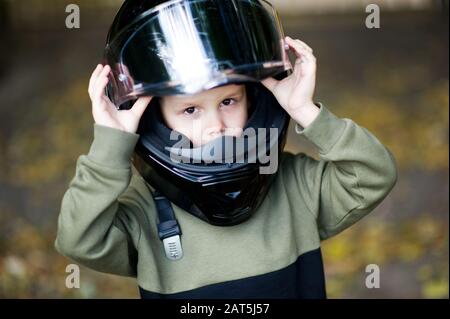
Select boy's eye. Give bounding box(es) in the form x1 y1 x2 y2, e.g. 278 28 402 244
221 98 236 107
184 107 197 115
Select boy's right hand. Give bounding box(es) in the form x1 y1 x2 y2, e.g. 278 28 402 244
88 64 152 134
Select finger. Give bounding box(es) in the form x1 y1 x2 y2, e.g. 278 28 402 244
261 77 279 92
294 54 317 73
296 39 313 53
283 39 290 51
92 65 111 101
292 43 316 63
92 70 111 103
285 38 308 59
286 36 313 53
293 48 315 65
297 50 315 62
130 96 153 118
88 64 103 96
94 64 111 88
91 78 109 108
286 37 315 60
287 36 313 53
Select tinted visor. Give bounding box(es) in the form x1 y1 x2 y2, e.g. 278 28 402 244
105 0 291 108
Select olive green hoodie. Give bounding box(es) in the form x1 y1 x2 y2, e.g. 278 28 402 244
54 103 397 298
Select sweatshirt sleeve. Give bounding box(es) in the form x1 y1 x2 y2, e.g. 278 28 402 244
285 103 398 240
54 124 146 277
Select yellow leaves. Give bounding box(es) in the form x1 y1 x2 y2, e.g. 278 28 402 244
7 79 92 188
416 82 449 171
322 232 353 261
325 278 347 299
417 264 434 281
417 262 449 299
322 233 359 275
0 210 139 298
415 216 445 246
397 241 423 263
357 222 391 264
339 87 448 171
331 55 449 172
322 214 449 298
422 280 449 299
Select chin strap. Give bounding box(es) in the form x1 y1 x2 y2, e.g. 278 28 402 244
152 190 183 261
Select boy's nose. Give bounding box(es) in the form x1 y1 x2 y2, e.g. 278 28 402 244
204 112 226 142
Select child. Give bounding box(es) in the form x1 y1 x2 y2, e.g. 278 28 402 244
55 0 397 299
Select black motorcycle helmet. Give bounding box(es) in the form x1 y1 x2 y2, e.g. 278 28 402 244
104 0 292 226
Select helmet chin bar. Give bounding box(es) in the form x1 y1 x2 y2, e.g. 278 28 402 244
133 150 275 227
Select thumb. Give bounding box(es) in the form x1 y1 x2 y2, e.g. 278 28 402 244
261 77 278 92
131 96 153 119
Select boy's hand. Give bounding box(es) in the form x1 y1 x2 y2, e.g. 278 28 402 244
88 64 152 134
262 37 320 128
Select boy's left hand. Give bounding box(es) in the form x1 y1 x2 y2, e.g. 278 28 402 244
262 37 319 127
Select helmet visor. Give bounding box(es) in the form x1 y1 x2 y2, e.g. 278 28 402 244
104 0 291 108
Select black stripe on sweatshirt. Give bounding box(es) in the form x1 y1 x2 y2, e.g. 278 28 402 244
139 248 326 299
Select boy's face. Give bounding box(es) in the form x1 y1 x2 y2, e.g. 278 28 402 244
160 84 249 147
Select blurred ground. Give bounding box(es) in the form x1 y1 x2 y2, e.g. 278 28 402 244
0 2 448 298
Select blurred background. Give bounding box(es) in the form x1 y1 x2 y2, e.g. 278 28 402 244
0 0 448 298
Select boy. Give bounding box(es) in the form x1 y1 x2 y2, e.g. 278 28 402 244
55 2 397 299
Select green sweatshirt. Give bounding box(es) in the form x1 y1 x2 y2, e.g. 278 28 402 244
54 104 397 299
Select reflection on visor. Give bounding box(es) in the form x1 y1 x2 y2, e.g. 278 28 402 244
153 3 220 92
105 0 291 108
